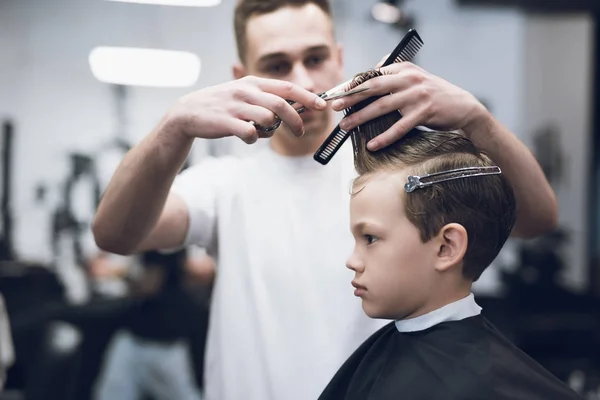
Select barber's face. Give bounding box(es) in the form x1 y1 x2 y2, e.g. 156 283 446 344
241 4 343 137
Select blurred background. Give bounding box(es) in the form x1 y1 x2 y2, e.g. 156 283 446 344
1 0 600 398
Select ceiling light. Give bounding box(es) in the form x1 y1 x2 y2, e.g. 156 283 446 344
371 0 414 28
89 47 201 88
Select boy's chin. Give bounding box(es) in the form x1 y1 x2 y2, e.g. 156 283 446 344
362 302 395 320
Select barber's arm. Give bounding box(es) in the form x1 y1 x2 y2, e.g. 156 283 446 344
93 76 326 255
459 108 557 238
330 62 557 238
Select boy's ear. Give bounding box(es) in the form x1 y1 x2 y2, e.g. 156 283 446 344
434 223 468 272
233 63 246 80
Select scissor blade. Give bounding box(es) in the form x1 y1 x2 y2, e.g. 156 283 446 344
321 86 370 102
295 87 370 114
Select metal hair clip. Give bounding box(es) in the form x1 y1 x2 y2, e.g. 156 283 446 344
404 166 502 193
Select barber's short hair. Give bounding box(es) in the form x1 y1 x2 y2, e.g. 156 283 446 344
234 0 332 63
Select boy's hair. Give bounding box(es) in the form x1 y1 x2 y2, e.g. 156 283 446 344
348 73 516 281
234 0 332 63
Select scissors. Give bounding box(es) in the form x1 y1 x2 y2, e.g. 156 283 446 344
252 85 370 134
294 86 370 114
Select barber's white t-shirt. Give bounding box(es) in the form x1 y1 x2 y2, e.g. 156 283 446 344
172 144 387 400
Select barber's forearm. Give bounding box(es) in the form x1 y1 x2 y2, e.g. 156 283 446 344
462 110 558 238
93 114 193 254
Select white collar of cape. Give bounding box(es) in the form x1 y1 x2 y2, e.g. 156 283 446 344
395 293 482 333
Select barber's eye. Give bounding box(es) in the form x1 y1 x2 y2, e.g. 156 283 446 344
364 235 378 245
266 63 290 75
306 56 324 67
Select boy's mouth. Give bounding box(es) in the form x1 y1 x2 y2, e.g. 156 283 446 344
351 281 367 297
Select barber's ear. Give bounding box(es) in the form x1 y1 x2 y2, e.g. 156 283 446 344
332 43 344 82
233 63 246 80
435 223 468 272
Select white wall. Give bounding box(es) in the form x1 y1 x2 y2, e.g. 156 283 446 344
1 0 591 293
0 0 241 262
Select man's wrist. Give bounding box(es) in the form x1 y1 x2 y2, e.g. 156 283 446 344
460 102 494 143
160 105 195 145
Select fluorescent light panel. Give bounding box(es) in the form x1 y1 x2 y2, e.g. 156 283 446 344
89 47 201 88
105 0 221 6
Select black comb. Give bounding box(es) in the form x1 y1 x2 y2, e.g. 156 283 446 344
313 29 423 165
382 28 423 66
313 125 351 164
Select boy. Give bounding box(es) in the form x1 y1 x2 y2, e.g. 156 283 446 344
318 127 581 399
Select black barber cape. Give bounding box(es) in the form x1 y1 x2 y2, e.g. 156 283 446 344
319 315 582 400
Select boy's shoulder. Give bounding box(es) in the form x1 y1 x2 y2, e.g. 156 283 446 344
319 316 582 400
412 316 582 399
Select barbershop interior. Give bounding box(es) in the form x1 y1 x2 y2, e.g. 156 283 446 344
1 0 600 399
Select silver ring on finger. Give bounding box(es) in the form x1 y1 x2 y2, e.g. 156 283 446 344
251 117 282 134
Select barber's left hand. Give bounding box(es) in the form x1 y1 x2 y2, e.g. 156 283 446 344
330 62 487 151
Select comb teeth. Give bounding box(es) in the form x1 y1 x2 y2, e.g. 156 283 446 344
394 37 423 63
381 28 423 67
314 127 350 165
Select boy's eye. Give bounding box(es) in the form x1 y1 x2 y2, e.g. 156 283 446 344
364 235 378 245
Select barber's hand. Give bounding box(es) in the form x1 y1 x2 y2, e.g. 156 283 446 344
168 76 327 144
330 62 486 151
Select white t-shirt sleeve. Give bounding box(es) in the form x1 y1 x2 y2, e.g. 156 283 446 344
171 155 239 250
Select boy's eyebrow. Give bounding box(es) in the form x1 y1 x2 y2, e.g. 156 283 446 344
354 222 367 231
352 221 377 233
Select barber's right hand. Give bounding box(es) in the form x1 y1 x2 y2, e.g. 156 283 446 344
167 76 327 144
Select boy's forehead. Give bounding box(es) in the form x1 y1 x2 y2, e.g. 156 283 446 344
245 4 335 61
351 172 408 214
353 171 408 196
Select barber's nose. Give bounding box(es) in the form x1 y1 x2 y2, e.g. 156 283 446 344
346 249 364 273
291 64 316 93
